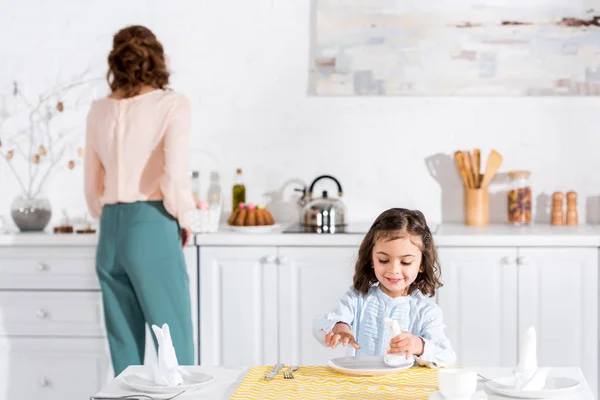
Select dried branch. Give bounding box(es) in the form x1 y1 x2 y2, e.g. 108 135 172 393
4 155 28 194
32 147 66 198
3 73 100 198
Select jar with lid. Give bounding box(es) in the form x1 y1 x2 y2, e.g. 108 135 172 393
507 170 532 225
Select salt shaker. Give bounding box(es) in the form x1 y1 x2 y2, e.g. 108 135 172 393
566 191 578 226
551 192 564 226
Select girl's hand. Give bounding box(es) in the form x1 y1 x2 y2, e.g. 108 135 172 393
388 332 424 359
325 323 360 350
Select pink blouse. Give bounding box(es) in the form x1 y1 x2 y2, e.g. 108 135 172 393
84 89 195 226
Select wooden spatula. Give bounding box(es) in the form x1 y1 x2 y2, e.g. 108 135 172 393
480 150 503 188
454 151 470 188
472 148 481 188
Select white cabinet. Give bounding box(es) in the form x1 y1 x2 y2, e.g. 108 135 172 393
0 247 110 400
0 337 109 400
278 247 356 365
199 246 358 366
438 246 598 398
517 248 598 397
199 246 278 366
437 248 518 367
0 244 199 400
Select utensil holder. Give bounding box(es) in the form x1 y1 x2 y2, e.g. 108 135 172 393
464 188 489 226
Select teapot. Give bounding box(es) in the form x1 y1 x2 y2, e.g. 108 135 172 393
297 175 346 231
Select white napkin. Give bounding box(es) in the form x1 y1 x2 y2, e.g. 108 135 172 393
513 326 549 391
151 323 185 386
383 317 415 366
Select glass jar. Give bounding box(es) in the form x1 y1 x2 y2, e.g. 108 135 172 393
507 170 532 225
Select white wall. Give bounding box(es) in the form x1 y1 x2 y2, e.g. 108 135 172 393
1 0 599 230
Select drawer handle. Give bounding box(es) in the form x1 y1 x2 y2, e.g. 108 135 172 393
36 309 49 319
36 262 50 272
39 377 51 388
261 255 276 264
277 256 289 265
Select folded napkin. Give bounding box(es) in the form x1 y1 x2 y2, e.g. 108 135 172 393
514 326 549 391
383 317 415 366
151 323 185 386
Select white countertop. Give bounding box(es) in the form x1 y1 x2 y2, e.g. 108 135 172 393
433 223 600 247
0 232 99 246
194 223 600 247
1 223 599 247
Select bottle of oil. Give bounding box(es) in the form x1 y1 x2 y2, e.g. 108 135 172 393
232 168 246 212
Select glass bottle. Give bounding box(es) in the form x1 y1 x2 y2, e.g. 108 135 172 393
191 171 200 206
207 171 221 206
232 168 246 212
507 170 532 225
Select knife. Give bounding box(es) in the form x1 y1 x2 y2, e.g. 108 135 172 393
264 363 284 380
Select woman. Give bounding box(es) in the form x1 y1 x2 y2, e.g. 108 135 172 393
84 25 195 375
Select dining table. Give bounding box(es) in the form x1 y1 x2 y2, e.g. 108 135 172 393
91 365 595 399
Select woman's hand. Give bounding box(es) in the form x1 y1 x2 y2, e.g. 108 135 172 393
324 322 360 350
181 226 192 248
388 332 424 359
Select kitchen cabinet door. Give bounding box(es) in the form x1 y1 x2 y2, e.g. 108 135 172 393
199 246 278 366
517 247 598 398
278 246 357 366
437 247 518 367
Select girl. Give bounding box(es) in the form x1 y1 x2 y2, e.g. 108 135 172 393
85 25 195 375
313 208 456 368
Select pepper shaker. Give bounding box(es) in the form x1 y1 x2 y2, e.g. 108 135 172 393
551 192 564 226
566 191 578 226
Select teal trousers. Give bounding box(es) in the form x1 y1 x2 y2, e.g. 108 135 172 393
96 201 194 376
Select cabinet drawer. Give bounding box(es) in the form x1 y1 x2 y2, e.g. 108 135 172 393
0 337 110 400
0 292 104 337
0 247 99 290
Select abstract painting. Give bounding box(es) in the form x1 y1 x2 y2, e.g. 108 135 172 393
311 0 600 96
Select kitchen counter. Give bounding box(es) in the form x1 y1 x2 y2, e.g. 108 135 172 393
1 223 599 247
0 232 99 246
194 223 600 247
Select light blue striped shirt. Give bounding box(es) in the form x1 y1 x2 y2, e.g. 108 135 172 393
313 285 456 368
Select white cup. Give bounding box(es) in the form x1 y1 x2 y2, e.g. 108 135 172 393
438 368 477 400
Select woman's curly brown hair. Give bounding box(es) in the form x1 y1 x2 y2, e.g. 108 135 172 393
353 208 442 297
106 25 169 98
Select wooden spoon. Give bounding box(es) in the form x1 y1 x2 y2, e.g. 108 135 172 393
462 151 476 189
453 151 470 188
480 150 503 188
472 149 481 188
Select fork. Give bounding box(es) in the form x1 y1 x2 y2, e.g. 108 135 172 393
283 366 299 379
90 390 185 400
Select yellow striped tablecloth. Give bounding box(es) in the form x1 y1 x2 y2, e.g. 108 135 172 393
230 366 438 399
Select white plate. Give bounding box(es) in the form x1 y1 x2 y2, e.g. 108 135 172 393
121 370 213 394
328 356 413 377
485 376 580 399
227 224 280 233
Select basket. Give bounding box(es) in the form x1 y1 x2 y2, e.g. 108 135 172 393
188 203 221 233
